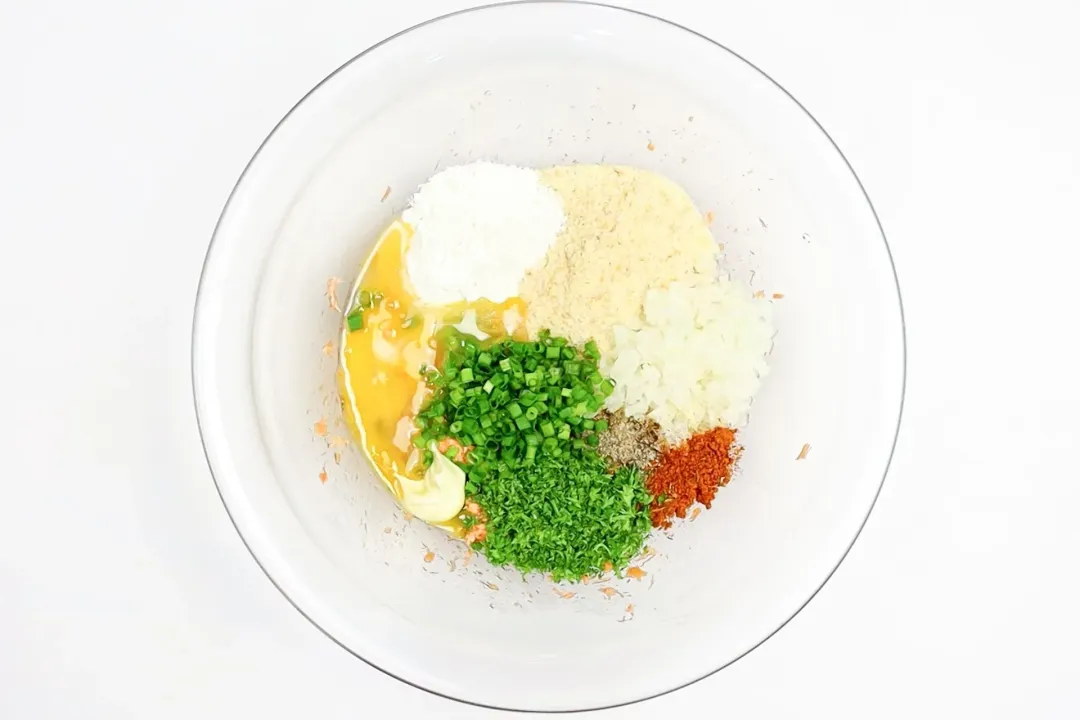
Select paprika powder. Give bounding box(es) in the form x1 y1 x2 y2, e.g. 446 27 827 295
646 427 738 528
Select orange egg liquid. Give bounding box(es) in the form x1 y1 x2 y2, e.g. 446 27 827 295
338 221 527 532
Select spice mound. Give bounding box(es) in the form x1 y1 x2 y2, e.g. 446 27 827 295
594 410 661 471
646 428 739 528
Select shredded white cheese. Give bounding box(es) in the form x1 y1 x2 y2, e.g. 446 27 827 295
403 162 564 304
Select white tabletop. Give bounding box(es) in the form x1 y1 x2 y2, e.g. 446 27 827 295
2 0 1078 717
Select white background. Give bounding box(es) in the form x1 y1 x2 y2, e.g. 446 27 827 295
2 0 1078 717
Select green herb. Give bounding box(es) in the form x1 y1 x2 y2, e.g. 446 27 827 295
346 309 364 332
415 329 611 467
470 451 652 581
413 329 649 577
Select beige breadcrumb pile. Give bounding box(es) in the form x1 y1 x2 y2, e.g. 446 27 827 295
520 165 718 351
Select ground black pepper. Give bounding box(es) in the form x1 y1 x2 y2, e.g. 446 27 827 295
594 410 662 471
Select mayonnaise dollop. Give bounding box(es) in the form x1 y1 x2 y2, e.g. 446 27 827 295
397 444 466 523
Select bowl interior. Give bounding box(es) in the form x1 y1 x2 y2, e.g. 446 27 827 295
193 2 903 711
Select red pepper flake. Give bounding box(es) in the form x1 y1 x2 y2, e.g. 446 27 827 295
647 427 739 528
423 551 435 563
554 588 575 599
704 210 715 225
773 293 785 300
647 140 656 151
322 341 335 356
797 443 811 460
318 467 328 484
626 566 647 580
599 587 619 598
690 507 702 521
312 418 328 437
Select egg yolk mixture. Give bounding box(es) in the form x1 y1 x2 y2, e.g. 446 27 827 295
338 221 527 533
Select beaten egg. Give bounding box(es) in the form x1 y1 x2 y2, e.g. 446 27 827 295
338 220 528 534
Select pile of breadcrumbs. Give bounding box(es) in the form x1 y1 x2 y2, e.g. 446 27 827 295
519 165 718 351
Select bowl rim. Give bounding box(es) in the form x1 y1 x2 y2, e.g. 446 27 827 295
191 0 907 713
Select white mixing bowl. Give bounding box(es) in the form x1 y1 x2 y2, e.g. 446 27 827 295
192 1 905 711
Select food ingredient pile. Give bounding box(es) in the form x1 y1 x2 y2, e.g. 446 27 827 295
338 161 775 581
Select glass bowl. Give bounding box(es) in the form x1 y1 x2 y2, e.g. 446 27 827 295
192 1 905 712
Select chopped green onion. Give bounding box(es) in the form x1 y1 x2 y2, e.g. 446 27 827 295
346 309 364 332
415 329 622 478
594 419 609 433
